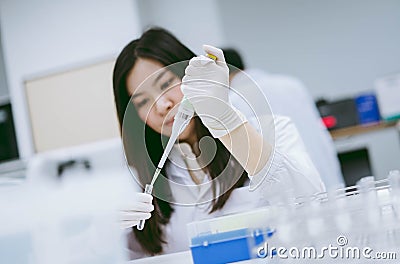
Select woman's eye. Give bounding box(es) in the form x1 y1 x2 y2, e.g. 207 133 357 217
135 99 149 108
161 77 175 90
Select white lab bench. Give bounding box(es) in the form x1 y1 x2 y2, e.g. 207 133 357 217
129 251 193 264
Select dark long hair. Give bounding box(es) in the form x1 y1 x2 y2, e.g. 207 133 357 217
112 27 248 256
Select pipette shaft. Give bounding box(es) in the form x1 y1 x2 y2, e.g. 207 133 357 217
136 97 194 230
137 53 217 230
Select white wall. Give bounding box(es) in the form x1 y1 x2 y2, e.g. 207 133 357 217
217 0 400 100
2 0 399 163
0 0 142 159
136 0 224 55
0 34 9 99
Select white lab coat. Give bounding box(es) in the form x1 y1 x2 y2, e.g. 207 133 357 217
127 96 325 259
229 69 344 189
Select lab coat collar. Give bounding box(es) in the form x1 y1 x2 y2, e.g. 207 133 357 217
166 143 215 206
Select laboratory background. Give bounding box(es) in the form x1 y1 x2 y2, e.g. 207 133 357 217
1 0 400 263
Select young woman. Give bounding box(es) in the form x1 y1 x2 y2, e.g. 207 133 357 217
113 27 325 259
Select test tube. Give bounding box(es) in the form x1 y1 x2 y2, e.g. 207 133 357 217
357 176 375 193
388 170 400 220
388 170 400 193
137 184 153 230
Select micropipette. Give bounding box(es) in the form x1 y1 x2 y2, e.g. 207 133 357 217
136 97 194 230
137 53 217 230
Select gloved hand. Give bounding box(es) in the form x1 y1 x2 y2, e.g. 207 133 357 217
120 192 154 229
181 45 247 138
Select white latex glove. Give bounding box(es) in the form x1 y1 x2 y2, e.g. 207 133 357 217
120 192 154 229
181 45 247 138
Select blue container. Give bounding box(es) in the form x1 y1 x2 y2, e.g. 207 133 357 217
190 228 274 264
355 94 380 125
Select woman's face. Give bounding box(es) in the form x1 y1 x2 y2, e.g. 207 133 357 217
126 58 196 141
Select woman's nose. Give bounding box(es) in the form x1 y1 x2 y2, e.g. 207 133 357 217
155 95 173 115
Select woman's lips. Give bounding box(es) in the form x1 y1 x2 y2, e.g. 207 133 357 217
163 109 178 127
164 117 174 127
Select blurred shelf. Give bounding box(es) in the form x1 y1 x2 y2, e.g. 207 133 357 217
329 120 399 140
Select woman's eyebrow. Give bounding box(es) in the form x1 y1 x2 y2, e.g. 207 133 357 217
152 69 167 86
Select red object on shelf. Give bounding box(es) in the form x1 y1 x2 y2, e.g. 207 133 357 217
322 116 337 129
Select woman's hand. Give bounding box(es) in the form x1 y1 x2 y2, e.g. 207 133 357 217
181 45 246 138
182 45 271 176
120 192 154 229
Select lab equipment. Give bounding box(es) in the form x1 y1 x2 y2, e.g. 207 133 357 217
355 93 380 125
1 139 134 264
184 170 400 264
137 54 218 230
275 172 400 262
0 102 19 162
375 73 400 121
206 53 217 61
191 228 273 264
187 208 277 264
0 179 129 264
136 95 194 231
136 184 154 230
316 98 359 130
